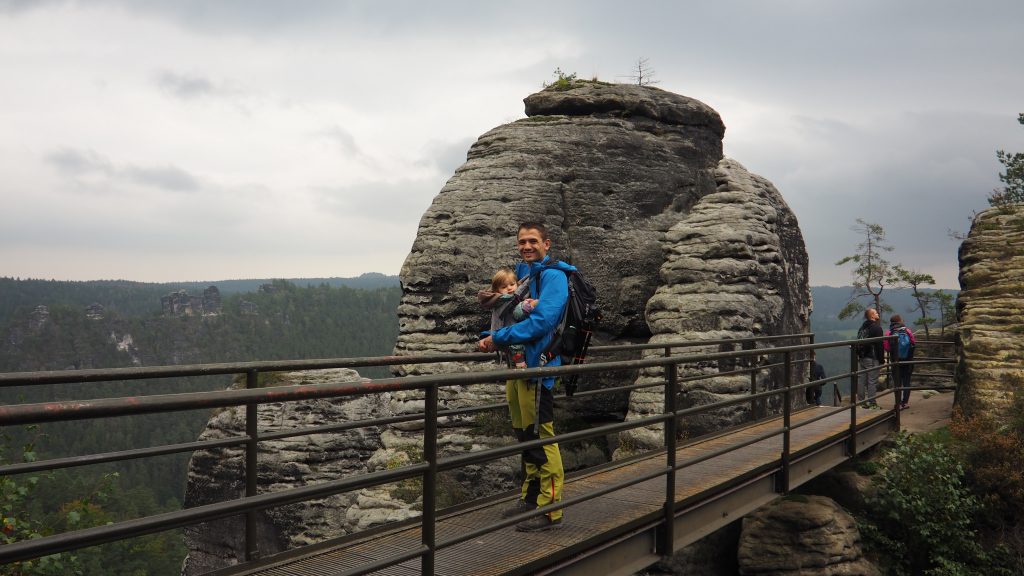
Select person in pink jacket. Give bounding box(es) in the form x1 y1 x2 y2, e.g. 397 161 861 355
883 314 917 409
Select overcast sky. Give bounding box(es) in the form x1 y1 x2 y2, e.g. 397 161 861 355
2 1 1021 289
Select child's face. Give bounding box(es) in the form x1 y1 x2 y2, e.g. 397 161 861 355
499 280 517 294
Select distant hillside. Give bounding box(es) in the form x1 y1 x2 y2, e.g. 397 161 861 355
809 285 958 402
0 273 400 327
167 272 400 294
810 285 957 331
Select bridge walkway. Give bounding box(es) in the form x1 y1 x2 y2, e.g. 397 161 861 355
221 406 894 576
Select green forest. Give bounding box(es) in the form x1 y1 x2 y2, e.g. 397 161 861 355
0 276 401 575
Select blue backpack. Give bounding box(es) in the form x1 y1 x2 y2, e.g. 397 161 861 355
895 327 914 359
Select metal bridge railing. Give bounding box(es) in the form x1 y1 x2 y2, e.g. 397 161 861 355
0 333 956 574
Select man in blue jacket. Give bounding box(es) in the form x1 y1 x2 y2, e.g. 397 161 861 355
478 222 569 532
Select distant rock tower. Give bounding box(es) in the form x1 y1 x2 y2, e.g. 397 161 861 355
956 205 1024 419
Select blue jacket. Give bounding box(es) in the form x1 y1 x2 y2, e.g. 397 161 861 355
488 256 573 389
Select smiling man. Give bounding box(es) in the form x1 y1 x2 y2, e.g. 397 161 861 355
478 222 573 531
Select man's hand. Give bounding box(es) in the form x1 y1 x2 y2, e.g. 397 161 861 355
478 335 496 352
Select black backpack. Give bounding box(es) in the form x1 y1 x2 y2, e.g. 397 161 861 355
856 324 872 358
540 268 601 395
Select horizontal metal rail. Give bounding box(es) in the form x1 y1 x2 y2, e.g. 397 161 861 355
0 332 956 573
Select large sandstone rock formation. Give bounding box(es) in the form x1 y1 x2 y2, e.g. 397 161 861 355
737 496 879 576
956 205 1024 418
396 80 808 430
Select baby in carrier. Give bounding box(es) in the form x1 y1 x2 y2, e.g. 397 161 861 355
477 267 537 369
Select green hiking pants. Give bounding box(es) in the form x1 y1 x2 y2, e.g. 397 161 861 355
506 378 564 521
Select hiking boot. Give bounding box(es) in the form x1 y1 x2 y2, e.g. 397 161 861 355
501 499 534 519
515 514 562 532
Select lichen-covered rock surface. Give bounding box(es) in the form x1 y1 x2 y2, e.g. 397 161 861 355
737 496 879 576
956 205 1024 419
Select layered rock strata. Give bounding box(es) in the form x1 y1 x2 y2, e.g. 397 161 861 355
737 496 879 575
620 158 809 449
182 369 406 574
956 205 1024 418
182 369 523 575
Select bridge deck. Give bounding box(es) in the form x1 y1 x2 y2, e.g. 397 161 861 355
216 407 894 576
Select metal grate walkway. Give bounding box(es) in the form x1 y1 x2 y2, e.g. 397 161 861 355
216 406 895 576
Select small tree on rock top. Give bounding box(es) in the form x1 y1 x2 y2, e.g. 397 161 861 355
989 112 1024 207
836 219 898 319
892 265 937 337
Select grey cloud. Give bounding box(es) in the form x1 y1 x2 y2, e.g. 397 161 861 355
44 148 114 176
156 70 216 100
417 137 474 177
317 126 362 157
0 0 64 14
313 180 438 223
125 165 200 192
44 147 201 193
90 1 517 35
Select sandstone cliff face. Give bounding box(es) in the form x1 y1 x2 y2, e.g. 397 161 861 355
621 158 809 447
181 369 399 574
956 205 1024 418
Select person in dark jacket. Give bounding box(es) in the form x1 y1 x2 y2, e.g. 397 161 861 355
883 314 917 409
478 222 567 532
806 351 826 406
857 308 884 408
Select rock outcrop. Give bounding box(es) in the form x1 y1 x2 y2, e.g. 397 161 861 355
737 496 879 575
396 81 728 381
395 80 808 434
181 369 397 574
181 369 521 575
956 205 1024 418
620 158 809 448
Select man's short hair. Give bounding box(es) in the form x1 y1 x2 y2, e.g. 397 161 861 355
864 308 876 319
518 222 548 240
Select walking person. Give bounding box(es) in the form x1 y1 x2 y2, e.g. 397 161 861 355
478 222 570 532
856 308 884 408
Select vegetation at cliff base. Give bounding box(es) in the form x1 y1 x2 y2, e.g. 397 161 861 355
859 403 1024 575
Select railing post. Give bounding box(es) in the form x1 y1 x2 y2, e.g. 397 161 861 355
749 367 758 421
245 369 259 562
781 351 791 493
849 345 859 456
892 334 901 431
659 360 678 557
808 334 815 406
422 383 438 575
